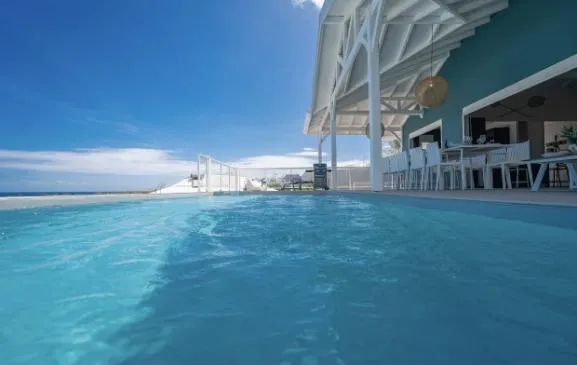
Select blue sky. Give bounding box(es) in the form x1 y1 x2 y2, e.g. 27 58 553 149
0 0 369 192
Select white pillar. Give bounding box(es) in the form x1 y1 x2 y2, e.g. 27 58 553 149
330 102 337 190
206 157 212 193
197 156 201 191
318 134 323 164
367 14 384 192
236 170 241 191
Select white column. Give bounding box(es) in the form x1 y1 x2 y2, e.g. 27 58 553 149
206 157 212 193
367 13 384 192
330 102 337 190
197 156 201 192
318 134 323 164
236 169 241 191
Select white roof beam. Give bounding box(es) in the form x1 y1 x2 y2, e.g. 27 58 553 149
337 50 453 112
385 73 420 127
340 110 423 116
397 55 449 127
341 126 401 132
383 15 462 24
457 0 502 14
370 0 388 49
399 26 475 65
395 24 415 63
462 0 508 22
382 50 454 85
382 96 417 102
394 1 444 63
332 7 370 99
381 32 466 74
387 0 421 20
324 16 345 24
430 0 466 22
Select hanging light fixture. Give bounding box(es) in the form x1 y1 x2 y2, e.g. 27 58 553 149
365 122 385 138
416 24 449 108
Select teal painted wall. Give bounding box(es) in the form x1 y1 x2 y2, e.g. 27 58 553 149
402 0 577 149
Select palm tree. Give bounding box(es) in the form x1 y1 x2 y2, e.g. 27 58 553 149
382 139 401 156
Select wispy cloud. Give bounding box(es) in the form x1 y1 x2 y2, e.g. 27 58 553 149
1 82 143 136
288 147 325 158
230 148 365 168
82 116 141 135
291 0 324 8
0 147 367 191
0 148 193 176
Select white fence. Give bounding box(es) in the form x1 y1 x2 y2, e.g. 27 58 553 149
197 154 372 192
333 167 371 191
198 155 242 192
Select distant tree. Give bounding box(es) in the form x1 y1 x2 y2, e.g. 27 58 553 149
188 174 197 187
382 139 401 156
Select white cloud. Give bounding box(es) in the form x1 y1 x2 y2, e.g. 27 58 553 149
230 148 365 168
0 147 367 191
291 0 324 8
0 147 365 175
0 148 193 176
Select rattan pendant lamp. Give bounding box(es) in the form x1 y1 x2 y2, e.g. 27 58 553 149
415 24 449 108
365 122 385 139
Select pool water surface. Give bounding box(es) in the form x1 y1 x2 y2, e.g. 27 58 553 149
1 194 576 364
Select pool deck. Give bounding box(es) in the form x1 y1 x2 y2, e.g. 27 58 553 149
376 189 577 207
0 193 212 210
1 189 575 210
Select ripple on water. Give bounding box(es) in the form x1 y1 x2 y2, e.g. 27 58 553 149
1 195 577 365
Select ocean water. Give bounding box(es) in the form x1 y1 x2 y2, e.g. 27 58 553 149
1 194 576 365
0 192 121 197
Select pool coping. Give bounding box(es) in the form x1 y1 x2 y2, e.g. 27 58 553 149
2 190 575 211
0 193 213 211
373 190 577 208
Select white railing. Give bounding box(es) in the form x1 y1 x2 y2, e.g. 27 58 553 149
233 167 311 191
198 154 242 193
198 154 371 192
334 166 371 191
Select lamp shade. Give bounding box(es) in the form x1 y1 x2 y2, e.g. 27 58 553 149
365 122 385 138
416 75 449 108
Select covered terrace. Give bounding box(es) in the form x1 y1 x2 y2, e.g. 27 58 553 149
304 0 509 191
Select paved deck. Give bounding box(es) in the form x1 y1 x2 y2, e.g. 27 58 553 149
0 193 212 210
377 189 577 207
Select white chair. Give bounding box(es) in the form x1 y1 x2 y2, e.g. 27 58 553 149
389 152 409 189
485 141 532 189
382 157 392 189
408 147 426 190
463 154 487 189
504 141 533 188
484 147 508 189
423 143 462 190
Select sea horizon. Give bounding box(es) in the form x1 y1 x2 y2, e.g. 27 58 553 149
0 191 148 197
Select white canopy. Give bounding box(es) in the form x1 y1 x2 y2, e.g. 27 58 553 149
304 0 509 140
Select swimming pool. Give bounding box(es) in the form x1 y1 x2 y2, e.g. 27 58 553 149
1 194 576 364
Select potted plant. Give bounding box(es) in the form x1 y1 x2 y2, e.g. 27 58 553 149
561 125 577 153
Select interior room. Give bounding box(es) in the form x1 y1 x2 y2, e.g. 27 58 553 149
409 120 442 149
464 67 577 188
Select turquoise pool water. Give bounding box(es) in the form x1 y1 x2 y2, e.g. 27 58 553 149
1 194 576 364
